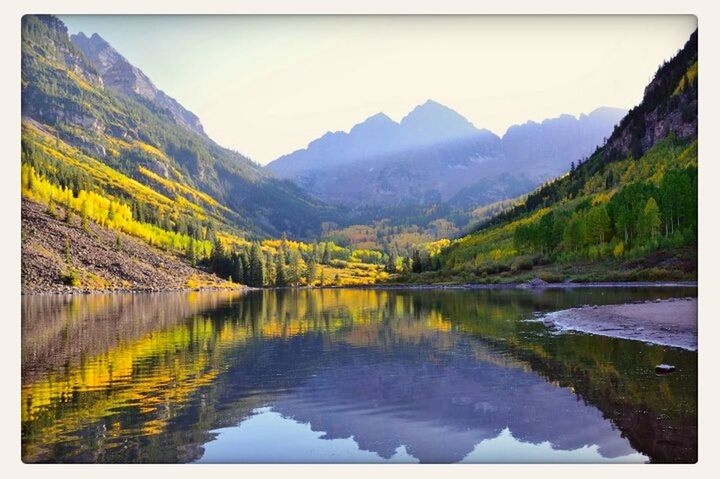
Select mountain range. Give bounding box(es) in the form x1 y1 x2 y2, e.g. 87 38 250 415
267 101 626 209
19 15 698 289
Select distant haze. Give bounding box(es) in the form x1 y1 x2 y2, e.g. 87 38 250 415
60 15 697 165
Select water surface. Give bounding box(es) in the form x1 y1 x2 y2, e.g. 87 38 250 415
22 287 697 463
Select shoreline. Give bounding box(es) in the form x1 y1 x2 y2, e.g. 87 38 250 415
21 280 698 296
348 280 698 291
538 297 698 351
21 285 255 296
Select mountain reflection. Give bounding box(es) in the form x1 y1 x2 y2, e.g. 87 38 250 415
21 288 697 463
267 337 638 462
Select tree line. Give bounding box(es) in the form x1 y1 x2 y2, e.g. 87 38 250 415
512 166 697 259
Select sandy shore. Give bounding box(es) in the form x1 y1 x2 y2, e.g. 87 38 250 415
540 297 697 351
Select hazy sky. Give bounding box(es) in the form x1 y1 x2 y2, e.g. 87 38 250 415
60 15 696 165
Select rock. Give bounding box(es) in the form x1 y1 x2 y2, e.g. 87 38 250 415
655 364 676 375
527 277 549 289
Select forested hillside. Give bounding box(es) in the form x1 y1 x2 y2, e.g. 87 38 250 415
20 15 388 291
20 15 698 291
403 30 698 284
21 15 335 240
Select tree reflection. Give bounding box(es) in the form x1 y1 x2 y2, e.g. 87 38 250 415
22 288 697 463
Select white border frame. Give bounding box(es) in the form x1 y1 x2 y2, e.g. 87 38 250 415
2 1 718 477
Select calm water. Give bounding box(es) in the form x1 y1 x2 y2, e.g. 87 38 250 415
21 287 697 463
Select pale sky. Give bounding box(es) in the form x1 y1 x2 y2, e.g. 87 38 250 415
60 15 697 165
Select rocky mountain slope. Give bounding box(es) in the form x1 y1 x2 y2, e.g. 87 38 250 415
71 31 206 137
268 100 625 209
21 199 235 294
21 15 334 239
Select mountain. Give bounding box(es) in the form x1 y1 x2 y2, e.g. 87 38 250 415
416 30 698 283
267 101 625 209
71 32 206 137
500 107 627 183
21 15 334 239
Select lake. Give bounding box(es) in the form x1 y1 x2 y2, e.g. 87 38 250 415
21 287 697 463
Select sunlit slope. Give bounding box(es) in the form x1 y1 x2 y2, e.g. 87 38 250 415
421 30 698 282
21 15 334 239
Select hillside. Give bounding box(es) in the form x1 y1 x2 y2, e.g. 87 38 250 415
402 30 698 284
268 101 625 209
20 15 399 292
21 15 334 239
21 199 235 294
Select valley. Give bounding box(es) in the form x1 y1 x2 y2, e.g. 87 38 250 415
17 14 700 466
20 15 697 292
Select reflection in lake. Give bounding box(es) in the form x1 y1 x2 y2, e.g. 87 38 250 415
21 287 697 463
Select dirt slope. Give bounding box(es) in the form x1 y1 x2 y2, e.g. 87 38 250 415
21 199 237 294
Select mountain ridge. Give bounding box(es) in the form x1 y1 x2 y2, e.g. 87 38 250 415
70 31 207 137
21 14 336 239
267 102 626 209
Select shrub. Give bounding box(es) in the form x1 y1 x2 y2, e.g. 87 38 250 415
510 257 534 273
61 268 80 286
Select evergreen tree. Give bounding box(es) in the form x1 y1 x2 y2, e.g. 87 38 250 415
186 238 196 266
248 242 265 287
411 249 423 273
240 249 251 284
64 237 71 264
234 254 245 284
385 251 397 273
280 233 290 263
287 249 301 286
275 253 287 286
304 257 317 285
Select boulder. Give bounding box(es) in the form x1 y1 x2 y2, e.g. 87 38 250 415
655 364 676 374
527 277 549 289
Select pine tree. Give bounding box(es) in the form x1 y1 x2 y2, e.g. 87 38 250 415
411 249 423 273
64 237 71 264
287 249 301 286
64 203 73 224
241 249 251 284
186 238 197 266
304 258 317 285
275 253 287 286
248 242 265 287
280 233 290 263
385 251 397 273
234 254 245 284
